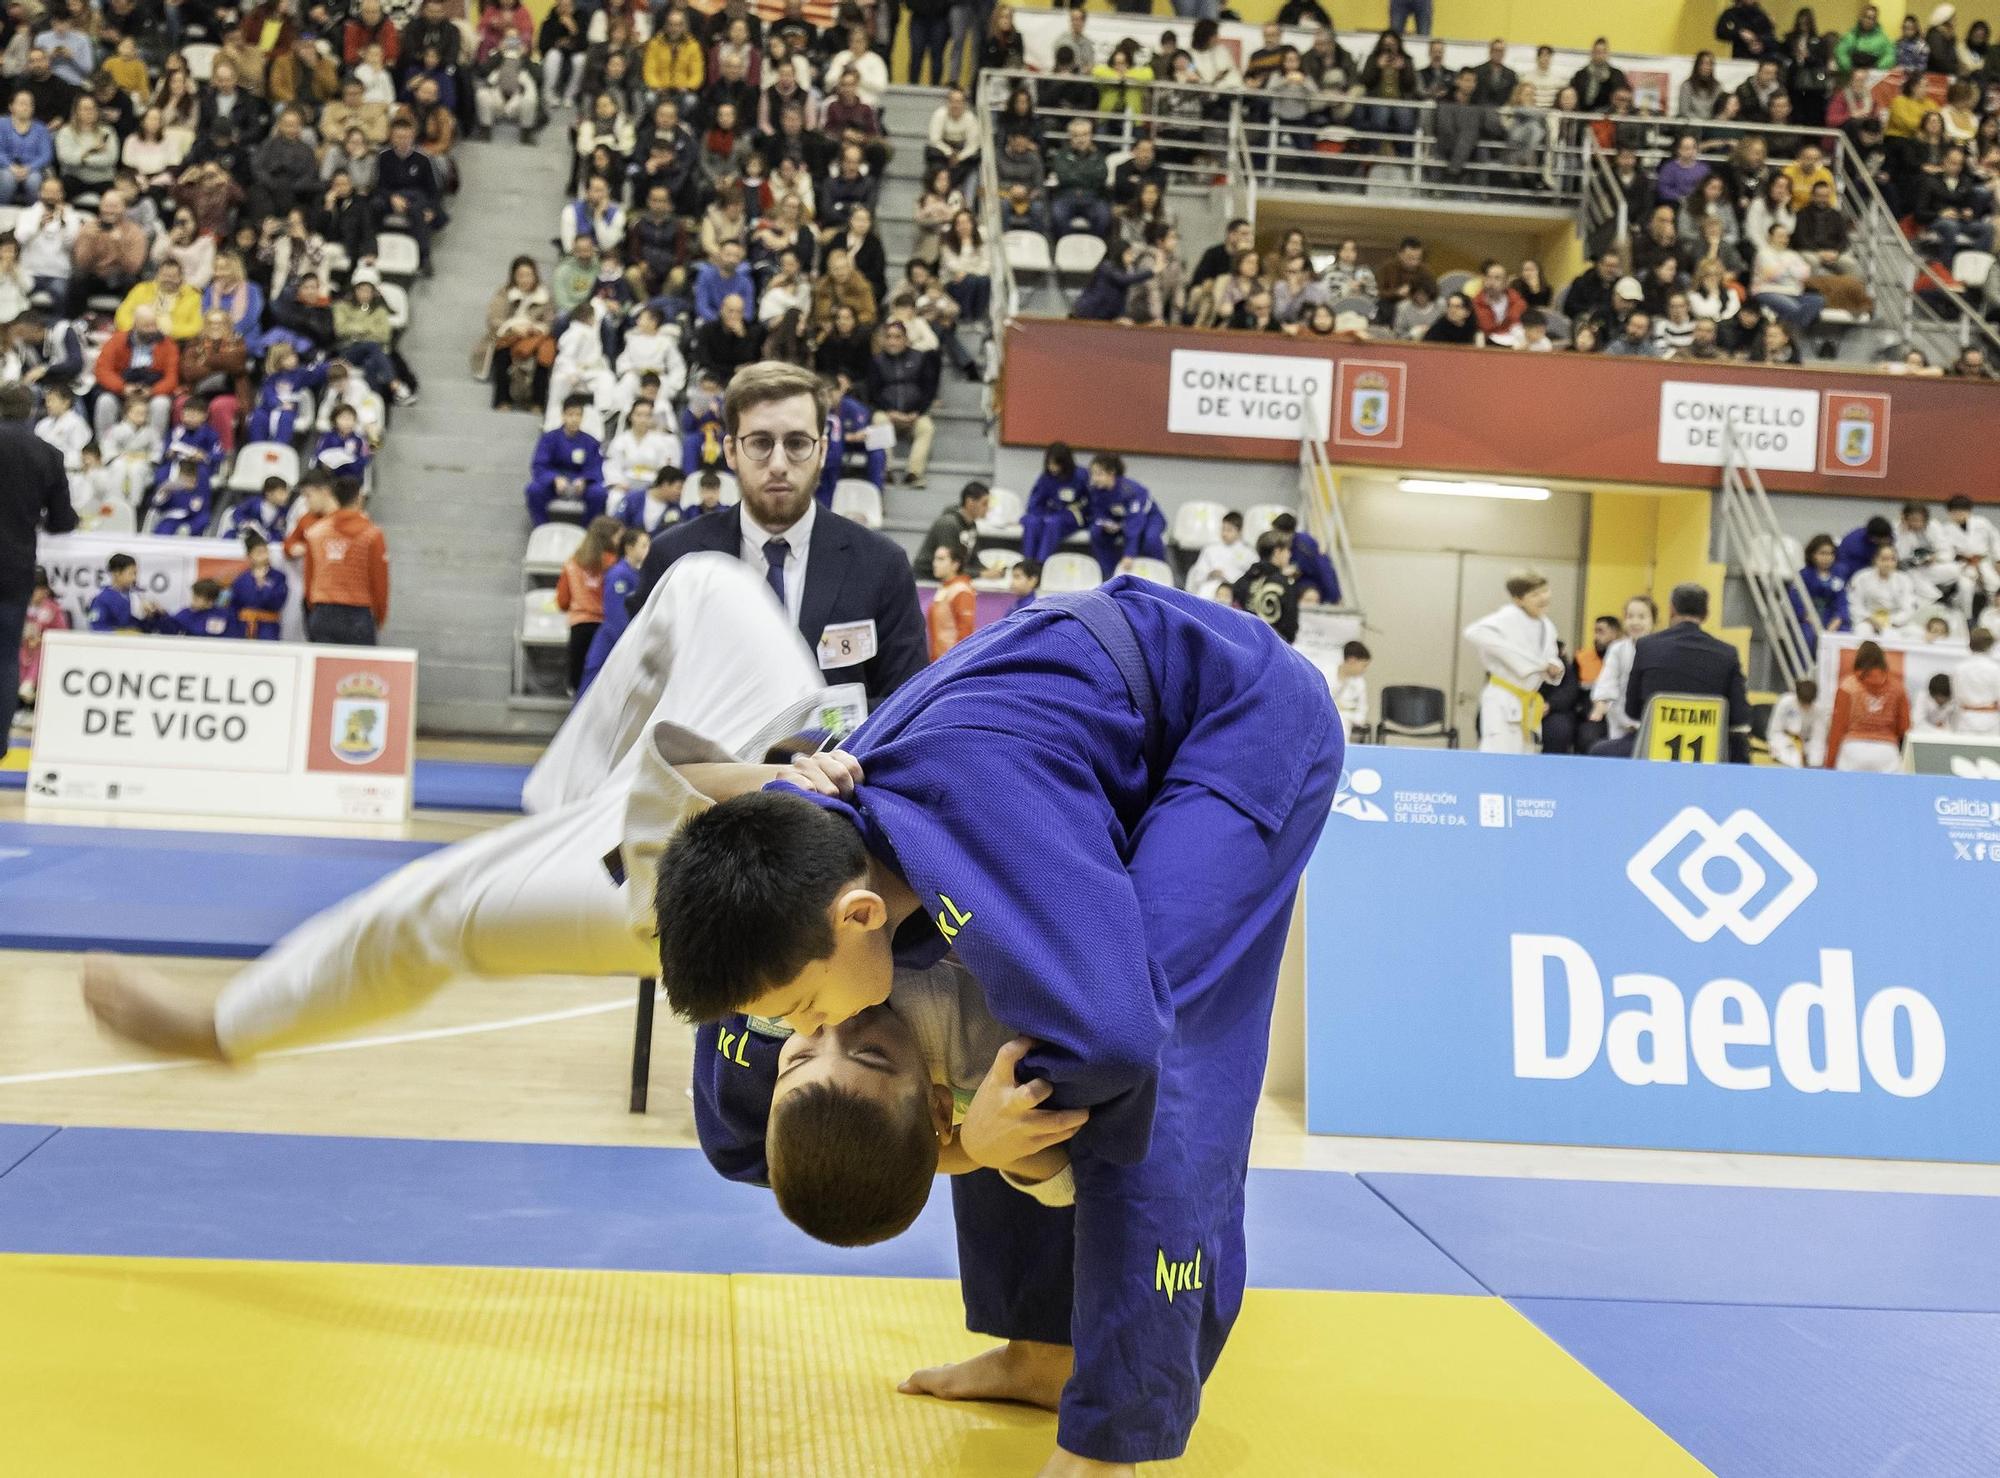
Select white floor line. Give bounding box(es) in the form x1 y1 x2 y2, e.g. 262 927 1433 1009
0 993 642 1088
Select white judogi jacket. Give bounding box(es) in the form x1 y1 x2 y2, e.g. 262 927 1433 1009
1464 602 1559 689
1765 692 1824 767
1591 636 1639 738
1955 652 2000 726
1847 567 1928 634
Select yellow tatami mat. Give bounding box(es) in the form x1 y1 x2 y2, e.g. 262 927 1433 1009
0 1257 1710 1476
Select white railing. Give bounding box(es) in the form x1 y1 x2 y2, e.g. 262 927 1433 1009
1717 421 1820 689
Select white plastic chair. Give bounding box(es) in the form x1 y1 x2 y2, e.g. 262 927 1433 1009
713 471 740 506
1241 503 1291 541
1952 250 1995 298
979 547 1022 577
227 441 301 494
373 232 422 279
78 496 136 533
1054 233 1107 278
525 521 585 572
832 478 883 529
1126 557 1177 587
520 589 567 644
1171 499 1226 551
379 280 411 332
182 42 219 80
976 486 1025 538
1040 552 1102 592
1002 230 1054 276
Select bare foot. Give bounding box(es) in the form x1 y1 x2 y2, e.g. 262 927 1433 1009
898 1339 1072 1411
82 954 227 1060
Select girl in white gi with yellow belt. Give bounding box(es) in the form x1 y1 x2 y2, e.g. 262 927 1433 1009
1463 569 1563 754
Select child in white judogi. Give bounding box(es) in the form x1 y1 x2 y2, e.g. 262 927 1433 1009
1847 543 1931 636
613 306 687 413
1765 676 1824 767
1186 511 1255 600
33 385 91 470
98 394 161 507
604 397 679 501
1916 673 1958 732
1589 594 1657 746
1332 640 1370 740
1944 495 2000 618
1958 629 2000 735
545 301 619 429
1463 569 1562 753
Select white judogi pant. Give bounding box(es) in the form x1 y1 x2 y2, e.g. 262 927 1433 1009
1834 739 1902 773
214 555 825 1058
1463 602 1557 755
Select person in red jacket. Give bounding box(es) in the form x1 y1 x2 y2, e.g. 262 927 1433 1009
1825 639 1911 772
1471 258 1529 346
301 475 390 645
92 305 179 439
342 0 401 68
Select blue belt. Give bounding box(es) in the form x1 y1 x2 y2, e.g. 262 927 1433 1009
1042 587 1162 776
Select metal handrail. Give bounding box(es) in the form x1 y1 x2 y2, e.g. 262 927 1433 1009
1718 422 1820 689
1298 431 1362 617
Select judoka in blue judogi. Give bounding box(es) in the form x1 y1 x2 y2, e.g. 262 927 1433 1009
1021 443 1090 564
526 395 608 525
1084 454 1166 578
666 578 1344 1470
815 387 885 508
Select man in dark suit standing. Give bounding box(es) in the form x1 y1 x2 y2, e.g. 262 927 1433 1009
0 382 78 748
1593 583 1753 762
635 362 926 708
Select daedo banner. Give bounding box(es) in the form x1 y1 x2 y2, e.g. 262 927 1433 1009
1304 747 2000 1162
29 632 417 822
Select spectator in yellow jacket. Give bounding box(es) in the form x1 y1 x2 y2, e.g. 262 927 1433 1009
114 259 205 340
643 9 705 98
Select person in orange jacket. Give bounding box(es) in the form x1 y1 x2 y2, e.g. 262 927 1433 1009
1824 639 1911 772
301 475 390 645
555 515 622 693
926 541 976 661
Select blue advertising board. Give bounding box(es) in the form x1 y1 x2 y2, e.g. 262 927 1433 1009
1304 748 2000 1162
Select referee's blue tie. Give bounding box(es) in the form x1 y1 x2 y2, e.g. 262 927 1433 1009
763 538 788 608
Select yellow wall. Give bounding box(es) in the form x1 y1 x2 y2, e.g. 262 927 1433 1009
1586 488 1750 663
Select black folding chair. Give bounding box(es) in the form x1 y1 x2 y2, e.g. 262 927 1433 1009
1375 685 1460 748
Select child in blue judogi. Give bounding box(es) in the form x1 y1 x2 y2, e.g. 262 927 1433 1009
526 394 608 524
578 526 651 696
87 554 171 632
218 477 294 543
148 460 213 537
1085 453 1166 578
312 403 372 476
815 377 885 508
616 466 686 535
171 579 242 638
247 346 326 444
680 370 728 472
656 578 1343 1472
1021 441 1090 564
227 532 289 641
152 397 223 503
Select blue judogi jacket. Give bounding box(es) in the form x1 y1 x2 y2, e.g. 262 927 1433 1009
1025 468 1090 530
220 496 290 544
248 361 326 442
171 604 241 638
87 586 168 632
1087 476 1165 558
1795 564 1849 631
530 426 606 494
155 422 223 492
1834 525 1884 582
312 428 372 476
816 393 883 506
227 567 289 640
616 489 684 534
148 479 213 537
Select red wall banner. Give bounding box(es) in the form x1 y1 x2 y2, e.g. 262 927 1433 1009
998 319 2000 501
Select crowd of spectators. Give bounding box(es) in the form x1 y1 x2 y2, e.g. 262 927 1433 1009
0 0 493 651
984 4 2000 368
512 0 1011 549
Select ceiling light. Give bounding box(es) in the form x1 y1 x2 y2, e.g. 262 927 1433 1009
1397 478 1552 501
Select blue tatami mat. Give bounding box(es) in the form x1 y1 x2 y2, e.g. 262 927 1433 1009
408 759 529 813
0 759 527 814
0 824 436 957
0 1124 57 1179
0 1127 1475 1292
1364 1173 2000 1312
1520 1298 2000 1478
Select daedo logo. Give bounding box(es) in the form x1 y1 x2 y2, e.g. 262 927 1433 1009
1625 807 1817 944
1512 807 1946 1098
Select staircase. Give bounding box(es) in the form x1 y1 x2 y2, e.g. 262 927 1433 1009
875 85 995 557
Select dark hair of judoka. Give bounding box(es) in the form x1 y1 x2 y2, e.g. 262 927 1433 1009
655 790 870 1021
768 1081 937 1246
